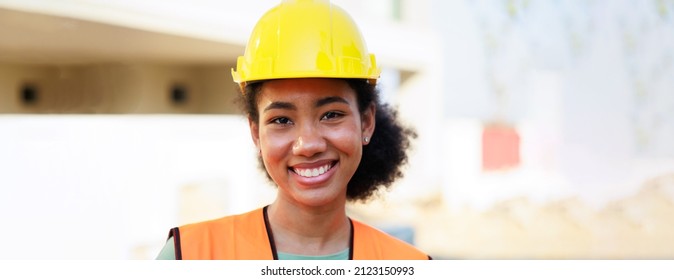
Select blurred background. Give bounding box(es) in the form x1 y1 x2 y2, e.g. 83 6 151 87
1 0 673 259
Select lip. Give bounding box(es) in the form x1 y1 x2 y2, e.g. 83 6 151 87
288 160 338 187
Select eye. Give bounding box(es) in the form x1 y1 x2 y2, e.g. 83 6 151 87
270 117 293 125
321 111 344 121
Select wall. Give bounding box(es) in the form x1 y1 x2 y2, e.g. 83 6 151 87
0 116 276 259
0 63 239 114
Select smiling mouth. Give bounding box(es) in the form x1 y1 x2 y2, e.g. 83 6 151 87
291 161 336 178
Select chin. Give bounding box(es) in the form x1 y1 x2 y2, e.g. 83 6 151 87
292 189 345 208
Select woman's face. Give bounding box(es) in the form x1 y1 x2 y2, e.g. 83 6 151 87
249 78 375 208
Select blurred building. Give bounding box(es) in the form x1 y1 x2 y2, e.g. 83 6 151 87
1 0 673 259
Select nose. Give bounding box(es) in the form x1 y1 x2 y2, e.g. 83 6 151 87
292 123 326 157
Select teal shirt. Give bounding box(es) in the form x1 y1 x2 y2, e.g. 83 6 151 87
277 250 349 260
155 237 176 260
156 237 349 260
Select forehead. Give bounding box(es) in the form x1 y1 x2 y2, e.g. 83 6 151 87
258 78 355 103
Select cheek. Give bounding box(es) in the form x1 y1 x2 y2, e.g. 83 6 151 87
259 130 292 166
327 124 362 156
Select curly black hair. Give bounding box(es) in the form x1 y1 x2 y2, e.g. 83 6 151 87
240 79 416 202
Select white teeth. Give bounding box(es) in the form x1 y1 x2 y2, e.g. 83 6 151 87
294 163 332 178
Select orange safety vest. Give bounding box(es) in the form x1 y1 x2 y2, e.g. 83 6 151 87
168 206 431 260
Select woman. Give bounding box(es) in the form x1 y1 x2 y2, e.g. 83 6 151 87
157 0 429 260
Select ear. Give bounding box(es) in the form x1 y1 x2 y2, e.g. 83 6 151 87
361 103 376 145
248 117 260 151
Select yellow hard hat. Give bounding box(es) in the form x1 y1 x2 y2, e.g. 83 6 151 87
232 0 380 89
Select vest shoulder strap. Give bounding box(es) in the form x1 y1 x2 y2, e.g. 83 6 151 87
351 219 430 260
171 208 274 260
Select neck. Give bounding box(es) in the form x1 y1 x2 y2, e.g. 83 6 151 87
267 198 351 255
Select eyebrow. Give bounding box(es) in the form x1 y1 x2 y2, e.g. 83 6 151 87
315 96 349 107
263 101 296 112
263 96 349 112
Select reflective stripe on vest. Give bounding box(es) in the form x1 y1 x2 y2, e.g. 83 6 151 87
169 207 430 260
